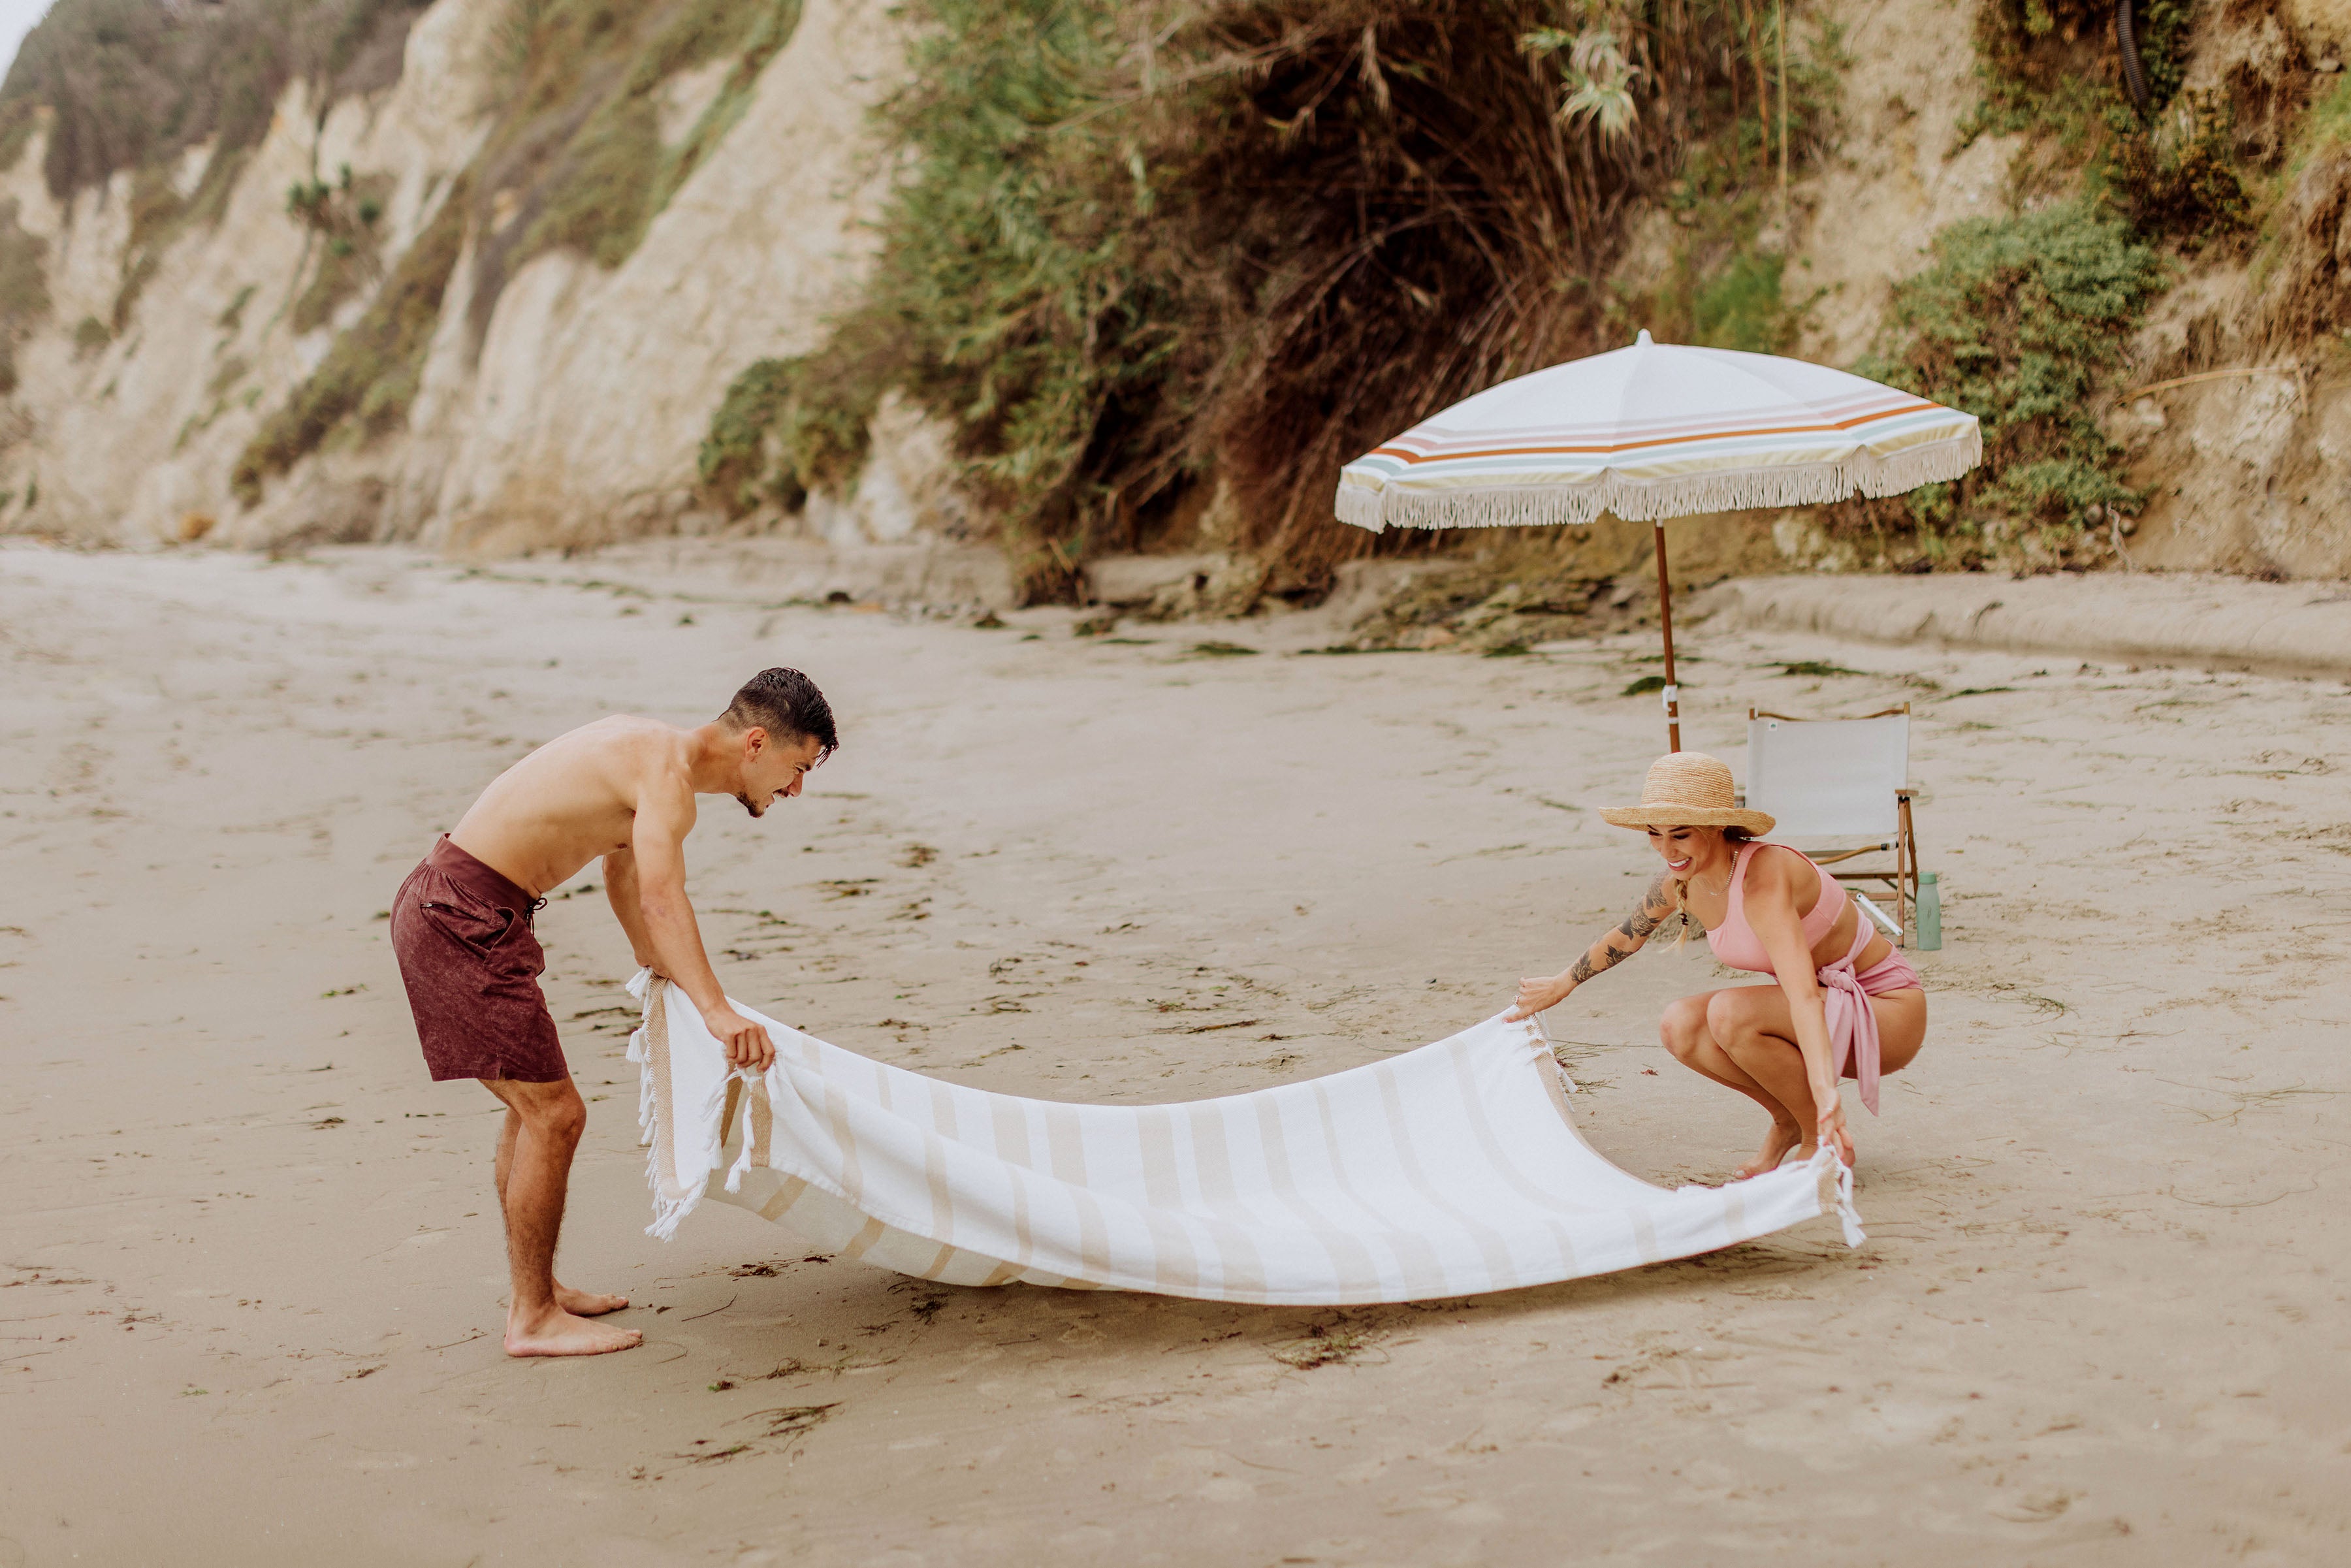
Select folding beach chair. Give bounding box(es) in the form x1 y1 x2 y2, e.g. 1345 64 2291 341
1743 705 1919 944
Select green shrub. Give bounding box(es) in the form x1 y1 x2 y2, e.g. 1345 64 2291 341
697 344 891 515
699 359 797 512
705 0 1821 601
1851 201 2164 552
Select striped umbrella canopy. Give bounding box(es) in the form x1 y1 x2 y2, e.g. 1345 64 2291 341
1332 330 1981 748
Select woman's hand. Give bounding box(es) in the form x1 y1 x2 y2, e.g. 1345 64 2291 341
1815 1092 1854 1167
1505 974 1574 1023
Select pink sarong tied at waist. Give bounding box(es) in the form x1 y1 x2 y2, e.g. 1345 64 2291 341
1815 920 1922 1116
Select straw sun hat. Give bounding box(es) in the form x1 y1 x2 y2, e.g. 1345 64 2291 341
1597 751 1776 836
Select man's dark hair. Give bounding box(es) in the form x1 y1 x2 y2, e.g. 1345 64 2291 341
722 668 838 760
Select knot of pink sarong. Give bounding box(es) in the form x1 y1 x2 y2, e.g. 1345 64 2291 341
1816 922 1885 1116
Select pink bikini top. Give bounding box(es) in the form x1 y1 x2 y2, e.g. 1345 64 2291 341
1703 842 1849 974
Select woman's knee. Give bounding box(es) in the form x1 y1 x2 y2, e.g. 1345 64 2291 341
1658 997 1709 1062
1703 989 1752 1046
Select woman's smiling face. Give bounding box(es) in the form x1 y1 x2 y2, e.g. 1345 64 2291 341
1645 824 1719 876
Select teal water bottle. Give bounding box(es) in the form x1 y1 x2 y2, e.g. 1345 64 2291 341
1915 872 1942 951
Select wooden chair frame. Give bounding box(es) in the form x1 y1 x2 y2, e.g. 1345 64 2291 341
1745 703 1921 945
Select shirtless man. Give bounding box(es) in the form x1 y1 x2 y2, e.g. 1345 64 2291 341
388 668 838 1357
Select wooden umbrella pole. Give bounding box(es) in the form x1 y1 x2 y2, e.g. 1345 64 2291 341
1776 0 1789 223
1654 522 1680 752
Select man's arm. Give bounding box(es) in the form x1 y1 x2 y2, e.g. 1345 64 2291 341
603 847 659 971
628 778 776 1072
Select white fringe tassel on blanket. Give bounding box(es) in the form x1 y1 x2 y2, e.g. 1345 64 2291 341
628 972 1863 1305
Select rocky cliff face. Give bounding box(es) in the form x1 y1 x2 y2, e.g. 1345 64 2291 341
2 0 2348 584
0 0 904 553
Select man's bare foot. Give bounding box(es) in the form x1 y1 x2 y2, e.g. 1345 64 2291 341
504 1307 644 1358
554 1281 629 1316
1735 1120 1806 1180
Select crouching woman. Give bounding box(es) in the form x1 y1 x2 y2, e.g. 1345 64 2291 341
1505 752 1926 1178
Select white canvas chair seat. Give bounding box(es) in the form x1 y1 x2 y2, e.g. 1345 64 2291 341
1744 706 1918 942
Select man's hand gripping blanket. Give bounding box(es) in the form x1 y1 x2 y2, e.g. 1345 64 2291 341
625 971 1864 1306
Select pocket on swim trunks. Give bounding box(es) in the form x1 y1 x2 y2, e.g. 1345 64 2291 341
418 884 519 957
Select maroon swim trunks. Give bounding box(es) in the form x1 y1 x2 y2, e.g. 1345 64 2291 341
389 837 569 1083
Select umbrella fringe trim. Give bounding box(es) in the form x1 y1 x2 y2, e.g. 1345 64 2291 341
1334 434 1983 533
1334 485 1388 531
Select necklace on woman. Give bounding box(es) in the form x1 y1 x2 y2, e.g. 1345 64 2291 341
1686 864 1734 901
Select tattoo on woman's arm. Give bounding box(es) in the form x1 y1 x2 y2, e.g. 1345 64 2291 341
1573 935 1631 984
1618 905 1664 941
1570 878 1675 984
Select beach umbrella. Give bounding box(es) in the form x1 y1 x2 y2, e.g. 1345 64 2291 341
1334 331 1981 750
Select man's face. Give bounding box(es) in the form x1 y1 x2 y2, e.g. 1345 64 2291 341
736 730 826 818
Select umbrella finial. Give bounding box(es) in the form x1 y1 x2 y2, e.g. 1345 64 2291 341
1636 328 1652 347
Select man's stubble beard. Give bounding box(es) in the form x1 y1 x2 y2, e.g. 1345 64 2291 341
737 793 764 818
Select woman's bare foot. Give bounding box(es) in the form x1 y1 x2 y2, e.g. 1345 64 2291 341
1736 1119 1805 1179
554 1281 628 1316
504 1305 643 1358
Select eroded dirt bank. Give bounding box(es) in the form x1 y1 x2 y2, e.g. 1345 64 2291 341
2 543 2346 1565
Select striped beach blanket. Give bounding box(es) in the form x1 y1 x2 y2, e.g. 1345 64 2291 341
628 973 1862 1305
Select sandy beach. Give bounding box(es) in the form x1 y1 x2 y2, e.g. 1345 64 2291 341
3 541 2347 1565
